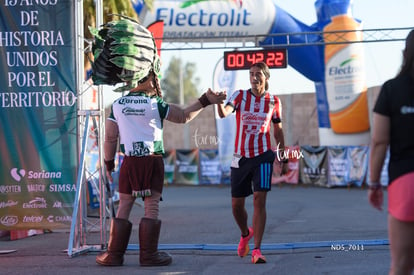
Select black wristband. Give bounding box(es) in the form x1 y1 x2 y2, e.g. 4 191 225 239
104 159 115 172
198 93 211 107
282 159 289 164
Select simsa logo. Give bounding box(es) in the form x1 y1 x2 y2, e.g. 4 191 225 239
10 168 62 182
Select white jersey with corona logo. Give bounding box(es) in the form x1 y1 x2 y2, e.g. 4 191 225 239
108 92 169 156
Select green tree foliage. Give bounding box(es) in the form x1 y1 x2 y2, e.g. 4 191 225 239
83 0 144 35
161 56 201 104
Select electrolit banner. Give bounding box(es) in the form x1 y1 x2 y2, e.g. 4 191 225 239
132 0 370 145
132 0 276 40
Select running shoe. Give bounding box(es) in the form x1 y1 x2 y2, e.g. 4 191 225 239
251 248 266 264
237 227 253 257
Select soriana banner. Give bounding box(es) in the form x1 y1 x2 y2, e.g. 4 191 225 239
0 1 77 230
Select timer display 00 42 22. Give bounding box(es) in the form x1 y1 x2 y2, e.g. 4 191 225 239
223 49 287 70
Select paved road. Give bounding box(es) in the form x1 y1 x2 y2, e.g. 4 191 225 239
0 184 390 275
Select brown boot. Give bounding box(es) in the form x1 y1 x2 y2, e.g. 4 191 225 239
139 217 172 266
96 218 132 266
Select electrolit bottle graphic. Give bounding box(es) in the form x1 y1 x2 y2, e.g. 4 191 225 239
323 14 370 134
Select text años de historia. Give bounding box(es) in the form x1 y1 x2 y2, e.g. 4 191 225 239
0 3 76 108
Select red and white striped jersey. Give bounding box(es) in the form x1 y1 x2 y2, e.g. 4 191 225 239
226 89 282 158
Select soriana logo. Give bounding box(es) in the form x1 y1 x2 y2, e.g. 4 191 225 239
10 168 62 182
10 168 25 181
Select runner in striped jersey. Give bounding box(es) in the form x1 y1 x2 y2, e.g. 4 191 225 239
217 62 289 264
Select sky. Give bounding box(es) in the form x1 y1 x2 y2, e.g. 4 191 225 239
158 0 414 95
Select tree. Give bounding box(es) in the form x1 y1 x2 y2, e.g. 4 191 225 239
161 56 201 104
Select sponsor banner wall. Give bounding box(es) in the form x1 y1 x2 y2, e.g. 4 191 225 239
161 146 373 187
0 1 77 230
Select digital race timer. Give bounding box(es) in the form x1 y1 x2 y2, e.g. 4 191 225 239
223 49 287 70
